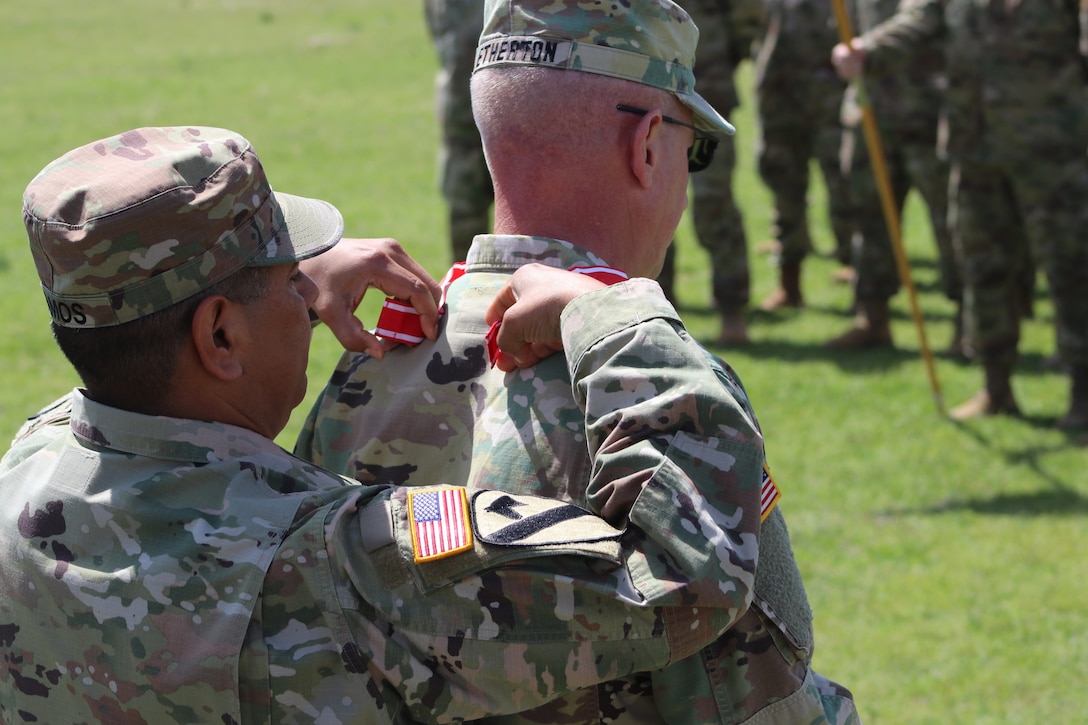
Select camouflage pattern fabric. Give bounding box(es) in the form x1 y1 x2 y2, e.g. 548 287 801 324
22 126 343 328
754 0 854 266
684 0 767 312
860 0 1088 366
1 282 788 723
298 235 860 724
425 0 493 261
473 0 735 139
843 0 960 303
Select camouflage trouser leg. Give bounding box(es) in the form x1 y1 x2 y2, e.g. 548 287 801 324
692 136 750 311
683 0 747 312
758 124 815 268
813 122 853 265
843 126 908 302
426 0 493 261
1008 158 1088 367
903 143 960 301
949 159 1027 365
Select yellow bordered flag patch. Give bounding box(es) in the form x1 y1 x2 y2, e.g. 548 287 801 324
408 487 473 562
761 462 781 522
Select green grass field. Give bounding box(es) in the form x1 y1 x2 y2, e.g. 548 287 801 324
2 2 1085 722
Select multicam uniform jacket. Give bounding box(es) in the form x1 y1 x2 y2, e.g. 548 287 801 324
2 285 790 724
299 236 860 724
860 0 1088 166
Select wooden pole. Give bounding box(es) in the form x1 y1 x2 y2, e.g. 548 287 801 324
829 0 945 413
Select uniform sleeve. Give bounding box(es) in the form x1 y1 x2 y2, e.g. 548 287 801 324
290 281 765 722
561 278 762 619
301 484 729 723
1 392 74 472
729 0 769 64
860 0 946 76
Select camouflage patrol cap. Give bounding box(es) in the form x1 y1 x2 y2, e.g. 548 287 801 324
23 126 344 328
473 0 735 139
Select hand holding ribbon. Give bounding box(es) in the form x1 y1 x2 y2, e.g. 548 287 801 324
483 264 625 372
300 237 442 358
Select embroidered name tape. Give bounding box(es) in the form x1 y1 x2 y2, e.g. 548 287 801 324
471 490 624 547
474 37 572 72
408 487 473 562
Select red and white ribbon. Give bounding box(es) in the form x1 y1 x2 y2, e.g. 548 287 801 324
375 262 628 368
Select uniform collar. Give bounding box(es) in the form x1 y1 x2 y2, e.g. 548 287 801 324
465 235 614 271
69 389 286 464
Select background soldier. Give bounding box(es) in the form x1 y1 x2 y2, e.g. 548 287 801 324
673 0 766 343
754 0 854 312
832 0 1088 427
425 0 492 261
825 0 962 351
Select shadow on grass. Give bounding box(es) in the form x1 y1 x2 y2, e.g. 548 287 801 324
680 307 1063 378
880 421 1088 517
884 487 1088 517
932 349 1064 378
695 331 941 375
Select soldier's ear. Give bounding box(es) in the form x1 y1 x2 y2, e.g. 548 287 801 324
190 295 245 381
627 110 665 189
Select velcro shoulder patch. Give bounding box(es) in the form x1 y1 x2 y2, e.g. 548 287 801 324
408 487 473 562
471 490 623 547
761 462 781 522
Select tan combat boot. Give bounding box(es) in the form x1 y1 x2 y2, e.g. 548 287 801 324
754 239 782 255
718 306 750 345
949 359 1021 421
830 265 855 285
824 298 893 348
759 264 804 312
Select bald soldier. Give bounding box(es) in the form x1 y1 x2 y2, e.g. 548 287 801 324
3 125 825 723
300 1 860 723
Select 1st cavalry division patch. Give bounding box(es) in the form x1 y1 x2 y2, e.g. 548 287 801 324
470 490 624 546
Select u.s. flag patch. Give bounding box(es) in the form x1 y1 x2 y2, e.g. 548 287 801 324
761 462 781 522
408 487 473 562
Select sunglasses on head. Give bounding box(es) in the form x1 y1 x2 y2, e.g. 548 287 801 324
616 103 719 173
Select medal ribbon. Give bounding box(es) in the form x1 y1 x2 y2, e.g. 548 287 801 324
375 263 628 366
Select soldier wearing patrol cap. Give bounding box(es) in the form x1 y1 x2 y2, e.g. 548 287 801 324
3 125 829 723
300 1 861 723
